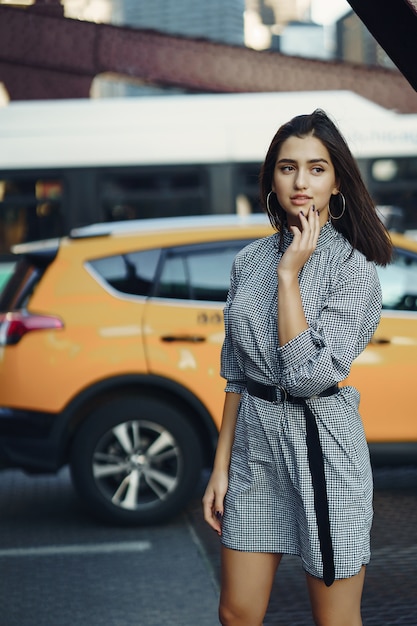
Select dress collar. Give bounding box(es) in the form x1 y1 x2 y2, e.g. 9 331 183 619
281 219 339 253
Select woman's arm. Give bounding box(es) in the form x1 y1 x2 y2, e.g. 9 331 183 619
202 391 241 535
277 207 320 345
277 211 382 396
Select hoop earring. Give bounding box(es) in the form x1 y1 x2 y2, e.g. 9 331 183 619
328 192 346 220
266 190 274 213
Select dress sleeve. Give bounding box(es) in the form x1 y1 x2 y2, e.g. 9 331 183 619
220 256 245 394
278 256 382 397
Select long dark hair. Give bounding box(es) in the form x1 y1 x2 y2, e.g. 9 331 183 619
259 109 392 265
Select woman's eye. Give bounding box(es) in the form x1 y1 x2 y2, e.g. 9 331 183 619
312 166 324 174
279 165 294 173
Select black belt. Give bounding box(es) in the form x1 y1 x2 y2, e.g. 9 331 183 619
246 377 338 587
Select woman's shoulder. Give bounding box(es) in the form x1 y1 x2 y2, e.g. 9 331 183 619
332 232 379 283
234 233 277 265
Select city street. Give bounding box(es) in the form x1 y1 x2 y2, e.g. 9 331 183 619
0 465 416 625
1 4 417 626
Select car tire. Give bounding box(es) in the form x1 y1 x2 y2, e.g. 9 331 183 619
69 394 203 525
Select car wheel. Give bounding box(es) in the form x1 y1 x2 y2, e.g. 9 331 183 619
69 394 203 525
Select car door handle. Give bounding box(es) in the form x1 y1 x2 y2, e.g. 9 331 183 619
370 337 391 345
161 335 206 343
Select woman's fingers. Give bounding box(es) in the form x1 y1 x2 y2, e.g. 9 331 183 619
292 206 319 251
301 205 319 241
307 206 320 249
202 482 225 535
280 206 320 276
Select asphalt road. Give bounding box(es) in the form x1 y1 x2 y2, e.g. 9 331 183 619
0 468 218 626
0 466 416 626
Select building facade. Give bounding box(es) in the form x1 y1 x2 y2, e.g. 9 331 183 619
335 10 395 69
110 0 245 45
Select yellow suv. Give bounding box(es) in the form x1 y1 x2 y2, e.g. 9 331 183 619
0 215 416 525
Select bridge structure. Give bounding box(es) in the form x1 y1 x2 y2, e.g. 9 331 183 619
0 0 416 112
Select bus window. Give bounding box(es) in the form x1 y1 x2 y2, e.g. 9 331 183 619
100 167 208 221
369 157 417 232
0 177 64 254
236 164 263 214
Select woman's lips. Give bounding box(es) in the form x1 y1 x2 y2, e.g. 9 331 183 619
290 195 312 206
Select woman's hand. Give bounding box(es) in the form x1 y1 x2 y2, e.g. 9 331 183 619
203 392 240 534
278 205 321 278
202 468 229 535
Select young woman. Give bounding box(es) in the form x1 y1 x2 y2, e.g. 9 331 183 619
203 109 392 626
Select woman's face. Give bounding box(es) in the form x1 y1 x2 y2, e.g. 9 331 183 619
272 133 339 227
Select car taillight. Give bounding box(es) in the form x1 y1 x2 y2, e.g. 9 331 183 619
0 311 64 346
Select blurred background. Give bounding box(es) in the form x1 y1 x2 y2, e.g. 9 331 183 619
1 0 417 275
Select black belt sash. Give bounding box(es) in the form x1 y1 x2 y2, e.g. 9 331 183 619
246 377 338 587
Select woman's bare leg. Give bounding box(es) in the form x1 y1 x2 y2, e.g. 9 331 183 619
306 566 366 626
219 546 282 626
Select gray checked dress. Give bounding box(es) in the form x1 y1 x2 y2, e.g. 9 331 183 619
220 220 382 581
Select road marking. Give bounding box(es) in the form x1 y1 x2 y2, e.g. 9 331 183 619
0 540 151 558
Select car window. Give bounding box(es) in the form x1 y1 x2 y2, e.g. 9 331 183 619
0 252 56 313
378 247 417 311
88 239 254 302
88 248 161 297
156 242 250 302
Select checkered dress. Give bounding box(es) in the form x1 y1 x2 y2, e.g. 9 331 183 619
220 220 381 581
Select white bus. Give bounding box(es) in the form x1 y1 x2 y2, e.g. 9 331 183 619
1 90 417 259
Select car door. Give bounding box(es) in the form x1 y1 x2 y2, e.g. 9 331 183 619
346 245 417 443
142 240 252 431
